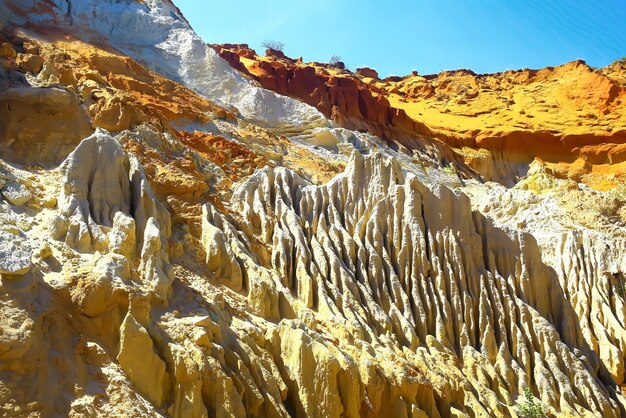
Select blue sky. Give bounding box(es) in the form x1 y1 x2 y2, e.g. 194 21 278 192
176 0 626 77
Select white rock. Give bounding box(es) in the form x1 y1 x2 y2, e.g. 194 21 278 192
1 182 32 206
0 230 31 275
139 217 172 302
58 129 170 260
48 214 68 241
201 205 242 291
0 212 18 235
1 0 329 135
109 211 136 258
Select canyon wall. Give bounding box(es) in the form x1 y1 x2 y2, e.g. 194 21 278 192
0 1 625 417
212 44 626 190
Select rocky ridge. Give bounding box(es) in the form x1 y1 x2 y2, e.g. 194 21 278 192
212 44 626 190
0 1 625 417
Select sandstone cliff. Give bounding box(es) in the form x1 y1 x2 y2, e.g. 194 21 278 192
0 1 625 417
212 45 626 191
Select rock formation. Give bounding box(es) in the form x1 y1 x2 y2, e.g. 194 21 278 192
0 1 625 417
212 45 626 190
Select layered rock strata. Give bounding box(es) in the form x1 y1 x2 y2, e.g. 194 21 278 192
0 1 625 417
212 44 626 189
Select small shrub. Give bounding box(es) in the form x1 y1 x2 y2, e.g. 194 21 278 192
261 40 284 52
515 388 544 418
329 55 345 70
519 173 558 194
441 164 457 176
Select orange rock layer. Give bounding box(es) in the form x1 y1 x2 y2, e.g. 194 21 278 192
0 30 345 232
175 130 268 181
211 44 626 190
0 29 235 166
211 44 439 148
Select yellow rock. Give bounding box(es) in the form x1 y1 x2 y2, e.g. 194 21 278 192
117 311 170 407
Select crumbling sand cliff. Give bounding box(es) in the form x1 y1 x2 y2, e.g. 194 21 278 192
0 1 625 417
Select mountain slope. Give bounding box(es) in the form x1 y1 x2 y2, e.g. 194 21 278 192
0 1 625 417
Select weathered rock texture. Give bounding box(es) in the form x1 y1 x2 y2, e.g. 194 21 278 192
212 45 626 190
0 1 625 417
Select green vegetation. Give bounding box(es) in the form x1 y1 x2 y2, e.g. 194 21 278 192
515 388 544 418
441 164 458 177
518 172 558 194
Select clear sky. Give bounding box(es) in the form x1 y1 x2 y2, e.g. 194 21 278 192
175 0 626 77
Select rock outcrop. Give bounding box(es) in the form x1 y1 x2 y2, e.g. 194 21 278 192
210 44 441 152
118 308 171 407
59 129 173 301
220 151 623 416
212 45 626 190
0 0 625 417
0 86 93 165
